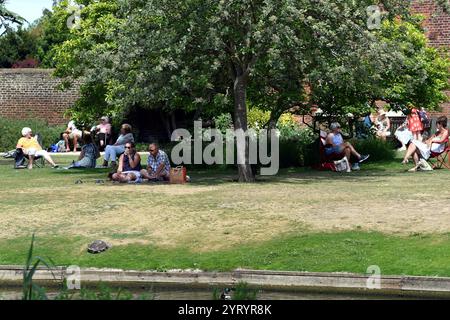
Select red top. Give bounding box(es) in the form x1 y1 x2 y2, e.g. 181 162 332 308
408 108 423 133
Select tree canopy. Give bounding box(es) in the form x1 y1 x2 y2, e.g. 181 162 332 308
47 0 450 181
0 0 26 36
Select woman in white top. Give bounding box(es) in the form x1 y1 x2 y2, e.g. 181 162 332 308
402 116 449 171
63 120 82 152
374 109 391 141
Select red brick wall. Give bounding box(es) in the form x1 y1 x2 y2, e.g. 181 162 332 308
411 1 450 119
0 69 79 125
428 90 450 118
411 0 450 47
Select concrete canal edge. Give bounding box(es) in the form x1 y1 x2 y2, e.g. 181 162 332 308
1 266 450 298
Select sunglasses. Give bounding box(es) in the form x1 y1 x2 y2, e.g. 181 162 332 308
125 146 133 149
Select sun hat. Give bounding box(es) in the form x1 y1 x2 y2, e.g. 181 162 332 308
100 116 109 122
21 127 32 137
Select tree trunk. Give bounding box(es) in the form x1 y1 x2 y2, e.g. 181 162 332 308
268 110 281 130
160 111 172 140
170 111 177 132
233 75 255 183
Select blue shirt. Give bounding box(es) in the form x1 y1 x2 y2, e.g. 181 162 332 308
332 133 344 146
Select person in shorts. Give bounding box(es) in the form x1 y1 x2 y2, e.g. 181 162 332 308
63 120 82 152
325 122 370 171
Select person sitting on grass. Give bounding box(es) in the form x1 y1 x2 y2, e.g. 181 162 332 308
63 120 82 152
325 122 370 171
140 143 171 181
102 123 134 169
16 127 58 169
110 142 142 183
68 132 100 169
402 116 449 172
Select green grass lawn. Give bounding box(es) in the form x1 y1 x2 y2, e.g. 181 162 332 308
1 153 450 277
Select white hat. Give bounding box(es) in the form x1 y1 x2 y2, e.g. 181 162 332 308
21 127 32 137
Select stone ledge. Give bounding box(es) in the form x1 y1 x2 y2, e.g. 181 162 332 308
1 266 449 298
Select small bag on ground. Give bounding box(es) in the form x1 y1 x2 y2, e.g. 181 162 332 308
170 166 187 184
334 157 351 173
419 159 433 171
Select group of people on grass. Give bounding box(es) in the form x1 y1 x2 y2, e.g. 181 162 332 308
402 115 448 172
110 141 171 183
324 107 448 172
15 121 171 183
14 107 449 175
62 116 112 152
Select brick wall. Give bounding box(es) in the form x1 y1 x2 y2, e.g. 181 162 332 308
411 0 450 47
0 69 79 125
411 0 450 119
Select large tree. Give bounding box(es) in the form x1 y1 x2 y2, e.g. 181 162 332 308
53 0 450 182
52 0 123 124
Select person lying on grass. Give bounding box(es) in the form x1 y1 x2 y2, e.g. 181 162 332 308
325 122 370 171
16 127 58 169
110 142 142 183
140 143 171 181
402 116 449 172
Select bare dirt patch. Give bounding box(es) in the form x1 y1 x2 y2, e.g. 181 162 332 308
1 170 450 251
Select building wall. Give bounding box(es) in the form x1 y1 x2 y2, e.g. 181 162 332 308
411 0 450 47
0 69 79 125
411 0 450 118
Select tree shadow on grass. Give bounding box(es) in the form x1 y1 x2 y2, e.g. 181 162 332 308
51 168 110 176
190 163 441 186
17 159 444 187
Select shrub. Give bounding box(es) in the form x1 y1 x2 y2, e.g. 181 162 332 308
247 107 270 130
214 113 233 133
278 126 315 167
277 113 298 128
0 117 65 152
351 138 396 162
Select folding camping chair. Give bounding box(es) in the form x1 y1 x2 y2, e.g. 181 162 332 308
428 138 450 170
14 133 46 169
313 130 346 171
